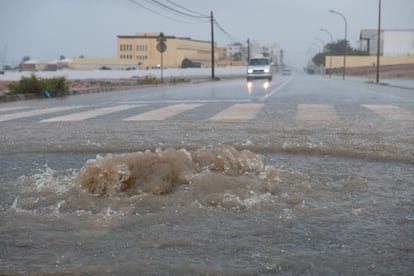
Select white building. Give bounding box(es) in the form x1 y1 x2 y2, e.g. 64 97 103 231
360 29 414 56
226 42 246 60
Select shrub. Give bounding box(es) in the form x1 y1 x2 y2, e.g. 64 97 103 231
42 76 69 97
7 74 69 97
136 76 161 85
8 74 43 95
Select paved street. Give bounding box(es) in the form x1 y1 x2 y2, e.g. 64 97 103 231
1 73 414 275
0 73 413 162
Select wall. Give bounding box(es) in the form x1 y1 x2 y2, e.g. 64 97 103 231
325 55 414 69
70 58 135 70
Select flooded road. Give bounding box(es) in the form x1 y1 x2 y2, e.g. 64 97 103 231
1 146 413 275
1 74 413 274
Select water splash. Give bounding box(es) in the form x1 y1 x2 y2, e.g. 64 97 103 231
76 145 266 196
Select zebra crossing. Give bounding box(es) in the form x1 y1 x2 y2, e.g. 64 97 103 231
296 104 337 121
124 104 203 121
0 103 413 123
40 105 143 122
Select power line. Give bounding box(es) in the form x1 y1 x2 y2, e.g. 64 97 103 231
165 0 208 18
129 0 207 24
130 0 240 44
148 0 209 19
214 19 241 44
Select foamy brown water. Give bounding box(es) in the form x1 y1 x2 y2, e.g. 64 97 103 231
77 145 267 195
1 145 413 274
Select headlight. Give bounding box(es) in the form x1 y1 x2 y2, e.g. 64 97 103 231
264 68 270 73
247 69 253 73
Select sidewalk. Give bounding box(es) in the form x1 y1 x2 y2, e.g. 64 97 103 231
381 79 414 89
345 75 414 90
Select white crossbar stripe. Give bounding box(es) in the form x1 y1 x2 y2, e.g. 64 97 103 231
210 103 265 121
124 104 203 121
362 104 414 121
0 106 29 112
0 106 79 122
296 104 337 121
40 105 143 122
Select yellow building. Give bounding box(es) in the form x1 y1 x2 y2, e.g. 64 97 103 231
117 32 215 69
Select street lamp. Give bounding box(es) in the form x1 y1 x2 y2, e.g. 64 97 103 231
314 38 326 75
314 37 325 50
312 42 322 53
320 28 333 77
312 43 323 74
329 9 347 80
376 0 382 84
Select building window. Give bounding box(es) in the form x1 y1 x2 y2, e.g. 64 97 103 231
120 44 133 52
137 45 148 52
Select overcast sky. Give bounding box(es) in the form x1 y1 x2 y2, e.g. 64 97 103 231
0 0 413 68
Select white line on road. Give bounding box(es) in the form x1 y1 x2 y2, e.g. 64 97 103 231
362 104 414 121
40 105 144 122
209 103 265 121
0 106 81 122
123 103 203 121
296 104 337 121
0 106 29 113
259 78 291 102
117 99 250 105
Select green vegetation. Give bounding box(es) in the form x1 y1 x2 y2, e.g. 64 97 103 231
136 76 162 85
8 74 69 97
136 76 188 85
181 58 201 68
312 39 368 67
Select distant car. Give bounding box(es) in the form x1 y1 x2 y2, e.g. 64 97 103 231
282 68 292 75
247 58 272 81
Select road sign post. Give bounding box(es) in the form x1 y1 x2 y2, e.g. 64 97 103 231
156 32 167 83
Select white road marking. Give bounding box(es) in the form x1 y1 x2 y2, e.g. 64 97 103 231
259 78 291 102
0 106 80 122
296 104 337 121
362 104 414 121
0 106 29 112
123 103 203 121
40 105 143 122
209 103 265 121
117 99 250 104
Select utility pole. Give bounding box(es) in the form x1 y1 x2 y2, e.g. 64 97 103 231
247 38 250 61
376 0 382 84
210 11 215 80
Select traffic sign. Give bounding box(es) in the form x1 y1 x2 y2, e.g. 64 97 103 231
157 42 167 53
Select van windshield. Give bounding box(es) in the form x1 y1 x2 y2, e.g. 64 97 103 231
249 58 269 66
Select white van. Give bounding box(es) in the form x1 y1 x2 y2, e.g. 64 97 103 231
246 58 272 81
